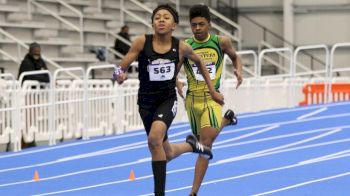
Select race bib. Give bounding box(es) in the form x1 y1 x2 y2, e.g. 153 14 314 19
192 62 216 81
148 60 175 81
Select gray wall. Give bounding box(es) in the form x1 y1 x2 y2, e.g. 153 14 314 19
229 0 350 75
234 0 350 47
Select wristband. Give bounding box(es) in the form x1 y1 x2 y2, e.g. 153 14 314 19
112 65 125 79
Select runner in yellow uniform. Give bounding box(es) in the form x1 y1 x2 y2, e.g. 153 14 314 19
179 4 243 196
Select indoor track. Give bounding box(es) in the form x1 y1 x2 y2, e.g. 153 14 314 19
1 101 350 196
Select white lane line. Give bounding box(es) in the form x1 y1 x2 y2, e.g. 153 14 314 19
215 125 350 150
29 139 350 196
140 153 350 196
215 139 350 165
1 126 346 187
25 111 350 164
0 123 190 159
3 123 350 177
299 149 350 164
297 107 327 120
0 128 190 168
0 135 189 174
31 174 154 196
252 171 350 196
221 112 350 138
0 126 350 187
56 129 191 162
2 102 349 159
300 153 350 166
0 158 151 188
0 131 145 159
217 128 343 164
1 110 349 164
0 125 333 173
238 101 350 119
0 142 148 173
215 125 279 145
2 124 350 176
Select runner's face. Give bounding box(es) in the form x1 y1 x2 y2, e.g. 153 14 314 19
152 9 176 34
190 16 210 41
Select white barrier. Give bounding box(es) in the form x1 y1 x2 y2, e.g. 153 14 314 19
1 43 348 151
18 70 52 151
236 50 258 77
85 64 126 139
328 42 350 103
114 80 142 133
52 67 86 145
292 44 329 103
0 73 18 151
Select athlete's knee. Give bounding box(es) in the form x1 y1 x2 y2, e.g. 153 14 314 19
148 136 163 151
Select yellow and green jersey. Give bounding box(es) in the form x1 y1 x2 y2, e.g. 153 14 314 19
184 34 224 94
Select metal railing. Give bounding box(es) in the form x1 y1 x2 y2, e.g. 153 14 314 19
328 42 350 103
52 67 86 144
0 28 79 79
258 47 293 79
27 0 84 52
105 31 132 61
259 41 324 78
120 0 152 28
236 50 258 77
0 73 18 151
169 0 242 49
223 50 257 79
208 7 242 50
0 48 19 64
1 43 349 152
292 44 329 78
18 70 53 151
241 14 327 71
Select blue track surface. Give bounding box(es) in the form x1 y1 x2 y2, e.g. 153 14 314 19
1 102 350 196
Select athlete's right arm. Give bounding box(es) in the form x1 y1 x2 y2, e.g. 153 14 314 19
114 35 145 84
176 77 185 99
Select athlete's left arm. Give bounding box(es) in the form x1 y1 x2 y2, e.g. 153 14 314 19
219 36 243 89
179 41 224 105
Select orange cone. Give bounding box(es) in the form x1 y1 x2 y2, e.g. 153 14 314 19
128 170 135 181
33 170 40 181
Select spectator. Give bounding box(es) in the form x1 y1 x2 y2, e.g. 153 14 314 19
18 42 50 149
18 42 49 84
114 25 131 59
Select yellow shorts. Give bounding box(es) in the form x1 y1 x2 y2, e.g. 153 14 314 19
185 92 222 136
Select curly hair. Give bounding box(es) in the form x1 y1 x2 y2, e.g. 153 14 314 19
189 4 210 22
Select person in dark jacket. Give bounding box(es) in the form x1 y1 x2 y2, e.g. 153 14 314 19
114 25 131 59
17 42 50 149
18 42 49 83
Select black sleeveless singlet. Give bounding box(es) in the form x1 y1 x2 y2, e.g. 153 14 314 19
137 34 180 105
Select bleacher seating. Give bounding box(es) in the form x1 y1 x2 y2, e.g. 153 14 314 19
0 0 210 78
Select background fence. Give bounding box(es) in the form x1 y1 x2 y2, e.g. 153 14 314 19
0 43 349 152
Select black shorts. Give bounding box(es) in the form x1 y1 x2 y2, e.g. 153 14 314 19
138 96 177 141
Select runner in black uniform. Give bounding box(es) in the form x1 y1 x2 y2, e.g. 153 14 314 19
137 34 179 140
113 4 224 196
